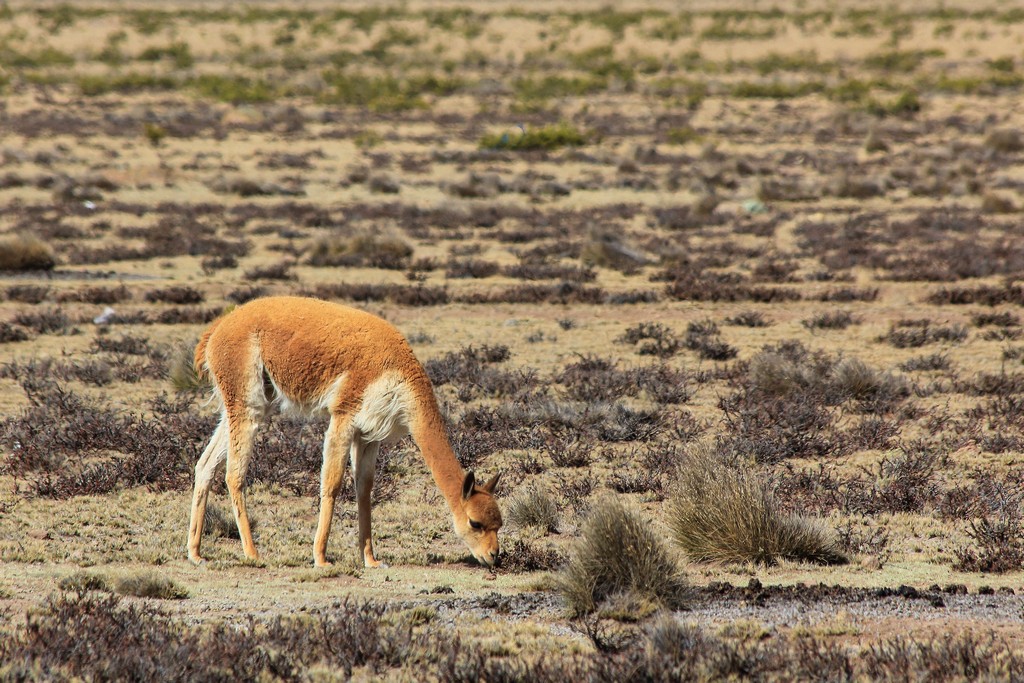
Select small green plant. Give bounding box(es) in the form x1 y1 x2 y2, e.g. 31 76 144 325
668 442 848 566
192 74 276 103
139 41 194 69
114 571 188 600
557 497 686 616
730 80 825 99
665 126 702 144
865 89 921 117
143 122 166 147
479 122 587 151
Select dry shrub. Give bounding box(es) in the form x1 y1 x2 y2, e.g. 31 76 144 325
900 353 951 372
506 486 560 533
56 285 131 304
556 355 639 402
954 510 1024 573
6 591 1023 680
114 572 188 600
617 322 681 358
6 285 50 304
1 382 215 497
90 334 154 357
668 442 847 566
59 571 111 593
879 320 969 348
307 235 412 270
446 259 500 279
12 307 72 335
0 234 56 271
454 282 607 306
499 539 565 573
684 320 736 361
802 310 858 330
226 285 266 304
424 345 528 401
724 310 770 327
557 497 686 616
244 261 295 281
0 322 30 343
307 282 449 307
502 262 596 283
144 286 204 305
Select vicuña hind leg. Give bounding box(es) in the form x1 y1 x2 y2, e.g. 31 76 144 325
188 418 229 564
225 413 259 561
313 413 354 567
355 440 386 568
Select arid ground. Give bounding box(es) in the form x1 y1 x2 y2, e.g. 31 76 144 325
2 1 1024 679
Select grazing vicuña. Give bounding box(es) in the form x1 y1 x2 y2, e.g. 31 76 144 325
188 296 502 568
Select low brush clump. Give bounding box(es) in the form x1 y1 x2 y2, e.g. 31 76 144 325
558 497 686 616
479 122 587 151
0 234 57 271
668 442 848 566
505 486 560 533
114 572 189 600
307 235 413 270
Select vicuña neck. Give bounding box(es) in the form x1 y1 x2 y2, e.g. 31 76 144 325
409 380 465 511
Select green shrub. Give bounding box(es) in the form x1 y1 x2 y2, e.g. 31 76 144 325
138 41 194 68
0 234 56 271
191 74 275 103
558 498 686 616
865 90 921 117
668 442 847 566
479 122 587 151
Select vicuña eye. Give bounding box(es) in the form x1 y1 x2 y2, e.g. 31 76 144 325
469 519 483 530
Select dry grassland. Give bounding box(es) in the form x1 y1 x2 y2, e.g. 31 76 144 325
2 1 1024 678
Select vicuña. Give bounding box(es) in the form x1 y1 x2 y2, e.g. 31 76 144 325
188 296 503 568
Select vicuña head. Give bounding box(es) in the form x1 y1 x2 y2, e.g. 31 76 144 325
187 296 503 568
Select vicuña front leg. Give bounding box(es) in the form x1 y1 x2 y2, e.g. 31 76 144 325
187 418 228 564
313 414 353 567
226 415 259 561
356 441 386 568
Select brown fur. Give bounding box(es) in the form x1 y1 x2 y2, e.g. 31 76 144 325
187 296 503 568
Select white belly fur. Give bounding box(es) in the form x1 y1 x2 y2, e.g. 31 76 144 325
352 373 413 444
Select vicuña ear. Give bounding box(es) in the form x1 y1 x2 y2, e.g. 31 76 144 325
481 472 501 494
462 471 476 501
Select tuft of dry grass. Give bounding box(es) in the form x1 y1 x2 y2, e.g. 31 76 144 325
202 502 243 539
114 571 188 600
505 486 560 533
307 235 412 270
168 338 211 393
59 571 111 593
557 497 686 616
668 442 847 566
0 234 57 271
